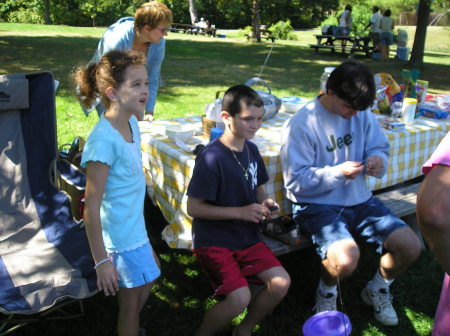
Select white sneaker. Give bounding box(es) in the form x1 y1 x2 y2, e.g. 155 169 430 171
361 283 398 326
315 288 337 313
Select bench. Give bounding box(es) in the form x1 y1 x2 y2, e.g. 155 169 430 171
264 180 422 256
309 44 336 53
246 33 276 42
310 34 373 58
169 23 196 34
169 23 217 37
245 25 276 42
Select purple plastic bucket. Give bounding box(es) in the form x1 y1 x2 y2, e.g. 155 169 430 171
302 311 352 336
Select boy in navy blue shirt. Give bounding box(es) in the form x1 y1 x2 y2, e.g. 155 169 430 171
187 85 290 336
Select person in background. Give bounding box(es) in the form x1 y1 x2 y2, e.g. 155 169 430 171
197 17 207 29
338 5 352 48
86 1 172 121
187 85 291 336
416 132 450 336
339 4 352 35
281 61 421 326
75 50 161 336
205 20 216 37
379 9 395 61
366 6 382 52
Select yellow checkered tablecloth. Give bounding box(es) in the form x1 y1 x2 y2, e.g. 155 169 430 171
140 114 448 249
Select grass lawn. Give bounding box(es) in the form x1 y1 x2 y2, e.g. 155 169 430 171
0 23 449 336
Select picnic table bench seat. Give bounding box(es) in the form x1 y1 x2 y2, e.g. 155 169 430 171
169 23 216 37
245 25 276 42
266 180 422 256
310 34 373 58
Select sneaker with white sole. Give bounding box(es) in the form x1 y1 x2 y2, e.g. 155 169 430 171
361 284 398 326
315 288 337 313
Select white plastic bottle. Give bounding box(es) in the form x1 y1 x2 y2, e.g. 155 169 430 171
319 67 335 94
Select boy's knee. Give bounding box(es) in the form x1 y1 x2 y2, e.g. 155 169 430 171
226 287 251 315
387 227 422 262
268 272 291 298
326 240 360 275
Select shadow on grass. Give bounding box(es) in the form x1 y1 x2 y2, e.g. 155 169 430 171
1 34 449 100
142 199 438 335
5 236 439 336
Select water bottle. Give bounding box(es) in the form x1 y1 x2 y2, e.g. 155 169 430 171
319 67 335 94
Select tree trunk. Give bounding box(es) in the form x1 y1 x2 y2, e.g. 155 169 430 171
252 0 261 42
188 0 198 25
408 0 431 70
43 0 51 25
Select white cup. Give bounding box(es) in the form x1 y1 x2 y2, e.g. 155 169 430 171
402 98 417 124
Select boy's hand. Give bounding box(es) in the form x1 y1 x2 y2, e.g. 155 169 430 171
366 155 384 177
339 161 365 179
239 203 266 223
262 199 280 218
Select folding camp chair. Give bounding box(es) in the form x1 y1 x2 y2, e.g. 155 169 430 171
0 72 97 334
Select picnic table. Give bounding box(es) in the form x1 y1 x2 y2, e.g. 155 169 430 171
310 34 372 57
169 23 216 37
139 111 449 254
245 25 276 42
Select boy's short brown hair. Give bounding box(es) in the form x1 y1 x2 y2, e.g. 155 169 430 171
222 85 263 117
134 1 173 31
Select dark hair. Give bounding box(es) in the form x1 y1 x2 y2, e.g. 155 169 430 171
75 50 146 109
326 61 375 111
345 4 352 11
384 9 391 16
373 6 379 11
222 85 263 117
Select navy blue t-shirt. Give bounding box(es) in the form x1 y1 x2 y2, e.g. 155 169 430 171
187 139 269 250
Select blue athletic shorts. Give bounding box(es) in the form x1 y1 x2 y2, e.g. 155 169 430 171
109 240 161 288
292 197 407 260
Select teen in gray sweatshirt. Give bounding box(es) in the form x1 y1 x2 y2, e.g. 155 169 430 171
281 61 421 327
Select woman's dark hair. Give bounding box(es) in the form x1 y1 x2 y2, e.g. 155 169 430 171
384 9 392 17
326 61 375 111
75 50 146 109
222 85 263 117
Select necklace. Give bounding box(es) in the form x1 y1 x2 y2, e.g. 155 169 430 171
230 144 250 180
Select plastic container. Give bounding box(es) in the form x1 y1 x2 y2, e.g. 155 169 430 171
209 127 224 142
396 46 409 61
372 51 381 60
302 310 352 336
415 80 429 106
280 96 308 113
320 67 335 94
165 125 195 141
402 98 417 124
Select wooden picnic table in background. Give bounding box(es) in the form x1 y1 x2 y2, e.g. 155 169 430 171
310 34 373 58
169 23 216 37
245 25 276 42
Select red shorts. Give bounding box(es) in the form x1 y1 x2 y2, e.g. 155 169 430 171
194 242 282 300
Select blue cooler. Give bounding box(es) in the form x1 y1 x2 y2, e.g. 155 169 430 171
372 51 381 60
396 46 409 61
